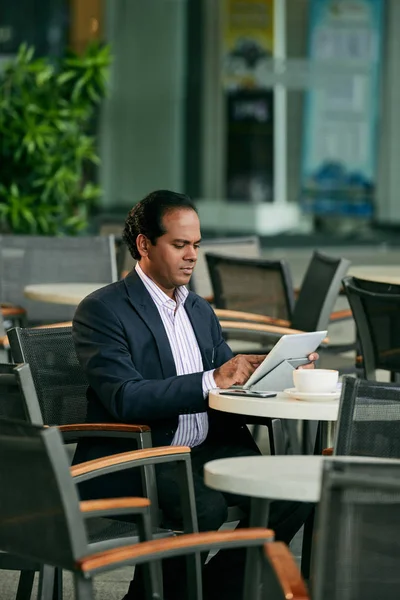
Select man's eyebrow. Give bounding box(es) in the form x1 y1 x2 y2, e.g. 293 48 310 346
172 238 202 244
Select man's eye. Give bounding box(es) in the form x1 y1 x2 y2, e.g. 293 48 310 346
174 245 184 249
194 245 200 250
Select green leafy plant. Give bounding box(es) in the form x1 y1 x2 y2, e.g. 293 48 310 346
0 43 111 234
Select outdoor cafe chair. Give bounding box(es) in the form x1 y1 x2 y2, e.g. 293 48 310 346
0 234 117 325
8 326 159 518
205 254 295 321
8 325 245 522
0 417 274 600
324 376 400 459
0 388 198 600
262 458 400 600
343 275 400 381
210 251 351 349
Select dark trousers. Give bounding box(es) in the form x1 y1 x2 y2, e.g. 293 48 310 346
125 434 311 600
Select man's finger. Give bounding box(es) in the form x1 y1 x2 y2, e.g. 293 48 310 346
307 352 319 361
242 354 266 362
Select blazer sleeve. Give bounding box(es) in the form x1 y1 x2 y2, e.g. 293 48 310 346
72 296 208 423
210 307 234 367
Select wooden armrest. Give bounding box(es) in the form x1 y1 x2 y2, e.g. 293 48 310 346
59 423 151 433
80 497 150 514
1 305 26 317
34 321 73 329
329 309 353 322
121 270 129 278
219 320 329 344
204 294 214 304
0 320 73 349
77 528 274 573
214 308 290 327
0 334 9 348
264 542 309 600
219 320 305 335
70 445 190 478
322 447 333 456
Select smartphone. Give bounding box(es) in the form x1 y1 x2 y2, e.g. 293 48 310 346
219 390 277 398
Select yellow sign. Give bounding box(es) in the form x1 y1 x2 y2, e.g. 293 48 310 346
223 0 274 89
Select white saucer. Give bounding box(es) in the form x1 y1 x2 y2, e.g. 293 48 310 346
283 386 341 402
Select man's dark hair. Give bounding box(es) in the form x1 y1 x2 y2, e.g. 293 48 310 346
122 190 198 260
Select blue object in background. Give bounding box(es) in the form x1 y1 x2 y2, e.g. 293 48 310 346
300 0 384 219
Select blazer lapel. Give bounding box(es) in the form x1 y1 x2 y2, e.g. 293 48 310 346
185 294 213 370
124 271 177 378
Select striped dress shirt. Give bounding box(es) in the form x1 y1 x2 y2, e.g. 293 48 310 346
135 263 216 447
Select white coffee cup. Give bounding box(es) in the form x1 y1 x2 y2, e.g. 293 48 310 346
292 368 339 394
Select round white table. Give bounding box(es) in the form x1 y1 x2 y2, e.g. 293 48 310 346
204 453 398 521
24 283 108 306
209 390 339 422
205 455 325 503
205 454 396 593
209 389 338 454
348 265 400 285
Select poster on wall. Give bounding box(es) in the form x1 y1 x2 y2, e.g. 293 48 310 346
300 0 384 218
222 0 275 203
222 0 274 90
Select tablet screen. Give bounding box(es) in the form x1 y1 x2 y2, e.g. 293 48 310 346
243 330 327 389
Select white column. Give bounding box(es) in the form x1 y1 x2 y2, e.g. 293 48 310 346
100 0 187 209
273 0 287 206
376 0 400 224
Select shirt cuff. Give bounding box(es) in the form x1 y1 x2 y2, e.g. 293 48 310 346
202 369 217 398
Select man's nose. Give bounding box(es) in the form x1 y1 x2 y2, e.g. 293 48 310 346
184 245 197 261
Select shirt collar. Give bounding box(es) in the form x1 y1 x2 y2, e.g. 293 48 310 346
135 263 189 308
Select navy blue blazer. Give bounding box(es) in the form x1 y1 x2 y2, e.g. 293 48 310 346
72 270 253 465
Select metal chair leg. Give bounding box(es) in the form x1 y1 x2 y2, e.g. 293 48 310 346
244 498 271 600
53 568 63 600
37 565 55 600
301 506 315 580
16 570 35 600
74 574 94 600
281 420 301 455
269 419 286 455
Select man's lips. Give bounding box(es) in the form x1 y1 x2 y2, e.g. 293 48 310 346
181 266 194 273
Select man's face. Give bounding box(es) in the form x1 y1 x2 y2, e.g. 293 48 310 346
140 208 201 295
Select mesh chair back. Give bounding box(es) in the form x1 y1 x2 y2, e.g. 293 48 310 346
291 251 350 331
190 236 261 299
205 254 295 319
0 418 87 568
313 459 400 600
8 327 89 426
343 276 400 379
334 376 400 458
0 363 43 424
0 235 117 323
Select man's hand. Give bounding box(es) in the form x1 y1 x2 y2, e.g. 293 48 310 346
298 352 319 369
214 351 319 389
214 354 266 389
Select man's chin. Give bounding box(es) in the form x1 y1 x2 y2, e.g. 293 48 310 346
175 271 193 284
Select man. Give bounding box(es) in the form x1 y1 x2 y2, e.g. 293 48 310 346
73 190 316 599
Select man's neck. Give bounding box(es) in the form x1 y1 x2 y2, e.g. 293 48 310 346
136 262 177 299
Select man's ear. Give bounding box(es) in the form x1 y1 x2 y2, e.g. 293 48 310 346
136 234 149 257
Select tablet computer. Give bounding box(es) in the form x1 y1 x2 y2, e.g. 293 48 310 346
243 330 327 390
